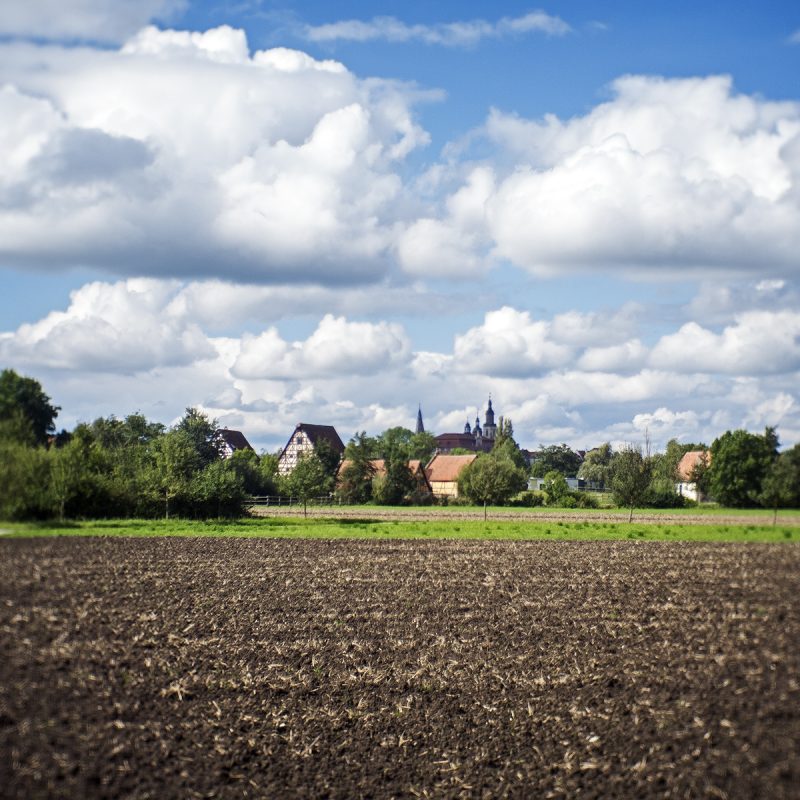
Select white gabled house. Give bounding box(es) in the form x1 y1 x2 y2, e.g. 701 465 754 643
277 423 345 475
676 450 710 502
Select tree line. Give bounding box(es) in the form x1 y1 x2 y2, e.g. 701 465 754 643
1 369 798 520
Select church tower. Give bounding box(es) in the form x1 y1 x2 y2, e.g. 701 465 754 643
483 397 497 440
415 405 425 434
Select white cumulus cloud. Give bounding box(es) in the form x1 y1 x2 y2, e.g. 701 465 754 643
0 279 214 372
0 26 431 283
231 315 411 380
649 311 800 375
462 75 800 278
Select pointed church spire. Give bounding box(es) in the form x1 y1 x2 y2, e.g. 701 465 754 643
415 405 425 434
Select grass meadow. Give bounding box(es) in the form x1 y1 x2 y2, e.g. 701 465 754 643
2 513 798 542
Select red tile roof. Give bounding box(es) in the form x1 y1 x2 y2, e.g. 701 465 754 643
425 453 478 483
676 450 710 481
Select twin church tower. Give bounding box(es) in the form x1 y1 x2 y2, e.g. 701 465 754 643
417 397 499 454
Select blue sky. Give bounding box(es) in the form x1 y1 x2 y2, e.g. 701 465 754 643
1 1 799 452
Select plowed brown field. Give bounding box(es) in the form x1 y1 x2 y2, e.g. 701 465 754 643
1 538 798 799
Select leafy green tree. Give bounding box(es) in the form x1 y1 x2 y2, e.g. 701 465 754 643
228 448 273 496
257 452 280 495
495 417 515 443
542 470 571 506
0 408 37 446
0 441 50 520
338 432 377 503
709 428 779 507
376 427 414 457
150 429 201 518
492 436 527 471
121 413 165 446
490 418 527 470
0 369 60 445
281 452 331 517
86 413 165 450
176 407 222 467
578 443 613 486
759 444 800 523
48 439 85 522
313 438 342 479
190 460 247 518
373 446 416 505
343 432 380 459
408 431 437 464
530 444 583 478
611 446 652 522
458 454 528 516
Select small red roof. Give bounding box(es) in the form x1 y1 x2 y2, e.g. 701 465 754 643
677 450 710 481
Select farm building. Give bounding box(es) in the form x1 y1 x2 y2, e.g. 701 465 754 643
216 429 254 459
336 458 432 495
278 423 345 475
676 450 710 502
425 453 478 499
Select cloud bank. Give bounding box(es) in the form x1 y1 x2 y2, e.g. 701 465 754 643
0 0 186 43
2 279 797 451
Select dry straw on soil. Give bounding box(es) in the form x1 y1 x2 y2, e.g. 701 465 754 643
1 538 798 798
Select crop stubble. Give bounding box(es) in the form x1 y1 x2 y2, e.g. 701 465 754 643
1 538 798 798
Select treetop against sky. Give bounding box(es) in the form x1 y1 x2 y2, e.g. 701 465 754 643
1 0 799 453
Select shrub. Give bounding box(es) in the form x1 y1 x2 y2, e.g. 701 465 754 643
509 490 545 507
573 491 599 509
642 477 686 508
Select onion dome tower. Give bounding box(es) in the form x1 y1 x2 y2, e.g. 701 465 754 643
483 397 497 440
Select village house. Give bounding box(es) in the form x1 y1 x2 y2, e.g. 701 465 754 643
425 453 478 499
676 450 710 502
277 423 345 475
215 428 254 459
336 458 432 495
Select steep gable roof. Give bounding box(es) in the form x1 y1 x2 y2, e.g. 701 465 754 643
292 423 345 454
425 453 478 483
677 450 710 481
216 429 253 452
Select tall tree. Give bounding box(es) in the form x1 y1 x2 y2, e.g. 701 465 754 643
408 431 437 464
530 444 583 478
376 427 414 458
176 407 222 467
611 446 652 522
373 445 416 505
338 432 377 504
709 428 779 508
491 418 527 470
578 443 613 486
758 444 800 523
150 429 200 519
0 369 60 445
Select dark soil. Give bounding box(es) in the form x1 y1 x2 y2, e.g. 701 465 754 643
1 538 798 799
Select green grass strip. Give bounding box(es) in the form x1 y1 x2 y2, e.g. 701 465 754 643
1 517 797 542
